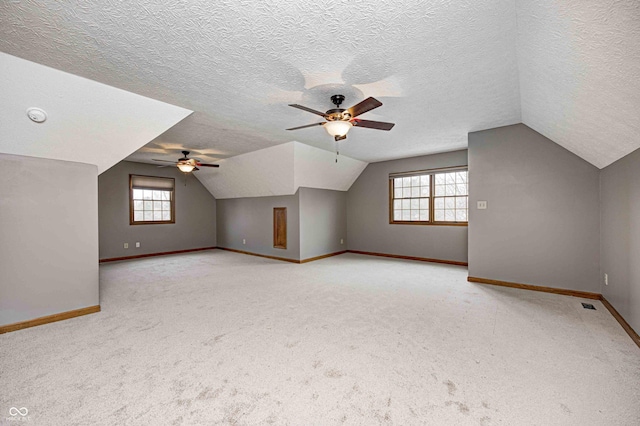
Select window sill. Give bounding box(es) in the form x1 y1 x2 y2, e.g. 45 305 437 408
389 221 468 226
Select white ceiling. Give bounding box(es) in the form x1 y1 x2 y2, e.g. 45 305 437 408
0 1 637 169
195 142 367 199
517 0 640 169
0 53 192 174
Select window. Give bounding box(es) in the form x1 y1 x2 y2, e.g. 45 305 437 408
130 175 175 225
390 167 468 225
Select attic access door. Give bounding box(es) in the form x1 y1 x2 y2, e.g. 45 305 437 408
273 207 287 249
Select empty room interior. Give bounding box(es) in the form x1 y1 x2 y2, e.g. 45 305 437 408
1 1 639 425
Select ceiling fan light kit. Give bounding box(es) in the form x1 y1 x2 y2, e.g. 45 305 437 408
324 120 353 138
152 150 220 173
287 94 395 142
177 163 195 173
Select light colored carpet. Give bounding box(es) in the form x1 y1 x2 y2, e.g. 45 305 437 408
1 251 639 425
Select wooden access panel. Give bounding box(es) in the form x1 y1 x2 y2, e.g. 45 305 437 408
273 207 287 249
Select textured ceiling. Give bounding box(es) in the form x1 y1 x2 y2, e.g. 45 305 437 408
0 0 521 165
0 53 191 174
516 0 640 168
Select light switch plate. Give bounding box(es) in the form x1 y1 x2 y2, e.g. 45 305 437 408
477 201 488 209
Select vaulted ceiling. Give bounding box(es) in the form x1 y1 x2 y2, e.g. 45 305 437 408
1 1 638 169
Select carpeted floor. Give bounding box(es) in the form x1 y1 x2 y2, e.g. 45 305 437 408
1 251 639 425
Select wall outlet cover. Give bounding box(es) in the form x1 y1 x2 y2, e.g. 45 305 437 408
477 201 488 209
124 243 128 249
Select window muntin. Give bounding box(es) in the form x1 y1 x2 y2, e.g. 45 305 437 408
390 168 468 225
130 175 175 225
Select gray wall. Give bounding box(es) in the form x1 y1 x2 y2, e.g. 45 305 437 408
600 147 640 333
299 187 347 260
98 161 216 259
347 150 469 263
0 154 99 326
216 193 300 260
468 124 600 292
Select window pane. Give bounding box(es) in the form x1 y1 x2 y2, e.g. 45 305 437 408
419 210 429 221
456 197 467 209
402 210 411 221
456 171 467 183
153 211 162 220
402 188 411 198
445 197 455 209
446 173 456 184
144 201 152 210
445 185 455 196
419 198 429 209
393 200 401 210
435 174 445 184
153 201 162 210
434 198 445 209
410 199 419 210
435 210 445 221
134 211 143 221
143 190 153 200
163 211 171 221
411 176 420 186
394 210 402 221
394 178 404 188
411 187 420 198
133 189 143 199
134 200 144 210
162 191 171 200
162 201 170 211
456 183 467 196
420 175 429 186
435 185 445 196
420 186 429 197
144 211 153 221
411 210 419 221
445 210 455 221
151 191 161 200
456 210 467 221
402 177 411 187
394 188 402 198
402 199 410 210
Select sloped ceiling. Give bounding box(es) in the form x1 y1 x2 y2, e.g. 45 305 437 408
195 142 367 199
1 1 638 170
516 0 640 169
0 53 192 174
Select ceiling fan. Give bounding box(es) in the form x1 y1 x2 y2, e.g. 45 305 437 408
287 95 395 141
152 151 220 173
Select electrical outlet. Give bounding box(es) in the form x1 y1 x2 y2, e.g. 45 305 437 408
124 243 128 249
136 242 140 248
604 273 608 286
340 239 344 245
477 201 488 210
243 239 246 245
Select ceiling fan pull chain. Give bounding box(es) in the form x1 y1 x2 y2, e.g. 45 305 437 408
335 141 339 163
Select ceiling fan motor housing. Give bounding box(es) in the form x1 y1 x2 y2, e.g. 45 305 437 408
330 94 345 108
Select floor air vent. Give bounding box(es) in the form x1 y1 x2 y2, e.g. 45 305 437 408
582 303 596 310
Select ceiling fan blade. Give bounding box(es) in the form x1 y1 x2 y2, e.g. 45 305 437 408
196 163 220 168
286 122 325 131
152 159 179 164
347 97 383 118
352 119 395 131
288 104 328 117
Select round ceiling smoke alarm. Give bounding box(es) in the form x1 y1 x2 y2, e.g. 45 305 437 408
26 107 47 123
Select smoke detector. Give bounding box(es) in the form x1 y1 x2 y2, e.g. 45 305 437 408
26 107 47 123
